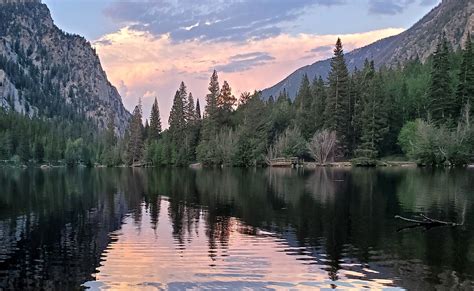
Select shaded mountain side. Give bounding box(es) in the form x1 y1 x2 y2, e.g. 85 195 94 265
0 0 130 134
262 0 474 100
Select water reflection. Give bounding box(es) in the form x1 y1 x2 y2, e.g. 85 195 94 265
0 167 473 290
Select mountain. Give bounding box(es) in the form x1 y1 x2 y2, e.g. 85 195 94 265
0 0 130 134
261 0 474 100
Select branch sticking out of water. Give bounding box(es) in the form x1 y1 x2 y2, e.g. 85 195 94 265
395 213 462 227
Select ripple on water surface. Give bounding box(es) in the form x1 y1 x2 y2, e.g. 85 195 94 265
83 198 399 290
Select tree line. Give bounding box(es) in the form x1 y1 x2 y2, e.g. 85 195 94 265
1 35 473 167
120 35 473 167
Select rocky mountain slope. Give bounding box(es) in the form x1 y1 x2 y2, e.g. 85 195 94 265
262 0 474 100
0 0 130 134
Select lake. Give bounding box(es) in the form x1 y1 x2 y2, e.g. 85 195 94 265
0 167 473 290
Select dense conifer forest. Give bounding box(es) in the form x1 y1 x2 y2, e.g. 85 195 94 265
1 36 473 167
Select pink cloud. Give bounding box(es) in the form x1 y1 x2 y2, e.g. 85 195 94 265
94 27 403 127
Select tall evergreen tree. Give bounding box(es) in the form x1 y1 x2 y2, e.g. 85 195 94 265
217 81 236 112
312 76 327 131
217 80 236 126
294 74 314 139
126 101 144 164
457 34 474 116
144 119 150 141
205 70 220 119
186 92 196 123
428 36 455 123
168 90 186 142
277 89 290 104
356 67 388 158
178 81 188 112
195 99 201 119
239 92 252 106
325 38 352 156
197 71 220 162
350 66 363 149
149 98 162 140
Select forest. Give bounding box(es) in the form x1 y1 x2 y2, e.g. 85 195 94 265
0 35 473 167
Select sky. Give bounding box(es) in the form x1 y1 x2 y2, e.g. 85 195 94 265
43 0 440 127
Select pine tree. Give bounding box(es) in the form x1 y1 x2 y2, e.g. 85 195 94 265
277 89 290 104
205 70 220 119
217 81 236 112
356 67 388 158
239 92 252 106
428 36 455 123
144 119 150 141
126 101 144 164
216 80 236 126
168 87 188 166
197 71 221 163
149 98 162 140
268 95 275 104
186 92 196 123
195 99 201 119
312 76 327 131
168 90 186 142
351 61 370 149
325 38 352 156
457 34 474 117
294 74 314 139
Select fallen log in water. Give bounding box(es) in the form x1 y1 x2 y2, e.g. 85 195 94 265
395 213 462 227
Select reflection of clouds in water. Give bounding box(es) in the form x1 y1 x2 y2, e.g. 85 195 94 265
2 168 474 290
89 200 398 290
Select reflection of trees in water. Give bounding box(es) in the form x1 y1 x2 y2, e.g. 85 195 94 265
395 168 472 220
0 168 128 290
164 167 474 289
304 168 347 205
1 168 473 290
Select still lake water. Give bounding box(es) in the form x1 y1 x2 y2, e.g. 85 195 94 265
0 167 473 290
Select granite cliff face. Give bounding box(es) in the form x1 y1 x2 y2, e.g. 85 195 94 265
262 0 474 100
0 0 130 134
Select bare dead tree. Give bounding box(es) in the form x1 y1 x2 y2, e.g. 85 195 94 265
307 130 338 164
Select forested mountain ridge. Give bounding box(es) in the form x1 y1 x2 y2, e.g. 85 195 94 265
262 0 474 100
0 0 130 134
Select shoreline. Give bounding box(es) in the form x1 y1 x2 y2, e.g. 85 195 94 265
2 161 474 169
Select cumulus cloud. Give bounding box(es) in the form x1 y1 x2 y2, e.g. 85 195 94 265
103 0 348 42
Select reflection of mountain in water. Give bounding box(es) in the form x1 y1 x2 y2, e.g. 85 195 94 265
0 168 473 290
0 169 132 290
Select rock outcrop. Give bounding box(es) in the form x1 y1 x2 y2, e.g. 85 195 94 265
0 0 130 134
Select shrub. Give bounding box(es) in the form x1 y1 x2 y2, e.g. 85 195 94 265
398 116 473 166
307 130 338 164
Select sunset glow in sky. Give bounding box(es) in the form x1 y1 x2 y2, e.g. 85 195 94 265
43 0 440 126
